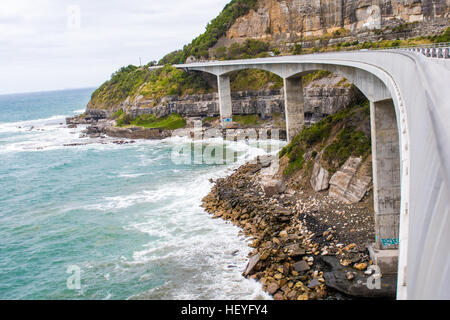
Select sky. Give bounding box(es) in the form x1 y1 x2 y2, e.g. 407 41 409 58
0 0 230 94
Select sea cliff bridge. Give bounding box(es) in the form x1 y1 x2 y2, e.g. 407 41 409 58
168 44 450 299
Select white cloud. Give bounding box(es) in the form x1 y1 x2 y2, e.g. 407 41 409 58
0 0 230 94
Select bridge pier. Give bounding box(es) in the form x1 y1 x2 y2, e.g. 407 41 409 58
284 77 305 142
217 75 233 127
370 99 401 273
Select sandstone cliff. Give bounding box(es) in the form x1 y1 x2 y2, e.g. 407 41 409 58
222 0 448 45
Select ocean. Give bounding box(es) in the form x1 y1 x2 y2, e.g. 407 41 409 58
0 88 284 300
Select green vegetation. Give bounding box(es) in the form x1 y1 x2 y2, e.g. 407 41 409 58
112 109 124 119
392 22 419 33
202 116 219 124
332 28 351 37
90 65 153 109
232 114 261 126
302 70 332 86
279 101 371 176
230 69 283 91
323 127 371 168
216 39 271 60
89 65 212 109
140 65 212 103
431 27 450 43
292 44 302 55
159 0 259 64
118 113 186 130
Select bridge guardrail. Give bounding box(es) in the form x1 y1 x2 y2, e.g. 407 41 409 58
373 42 450 59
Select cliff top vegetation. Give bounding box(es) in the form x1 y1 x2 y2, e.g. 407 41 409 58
280 100 371 176
159 0 259 65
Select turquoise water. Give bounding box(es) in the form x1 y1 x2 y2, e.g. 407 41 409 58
0 89 283 300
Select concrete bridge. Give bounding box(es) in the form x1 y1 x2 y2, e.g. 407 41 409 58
174 48 450 299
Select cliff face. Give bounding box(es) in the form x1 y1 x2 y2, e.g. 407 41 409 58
223 0 449 43
88 75 359 125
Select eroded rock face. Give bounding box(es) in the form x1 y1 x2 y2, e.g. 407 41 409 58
225 0 448 43
329 157 372 203
105 126 171 140
310 162 330 192
87 75 358 126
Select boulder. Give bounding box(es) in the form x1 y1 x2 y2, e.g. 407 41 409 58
243 253 261 277
293 260 310 272
310 162 330 192
105 126 170 140
319 256 396 299
261 178 286 197
267 282 280 295
329 157 372 203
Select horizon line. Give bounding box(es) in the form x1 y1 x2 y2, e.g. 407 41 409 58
0 86 97 97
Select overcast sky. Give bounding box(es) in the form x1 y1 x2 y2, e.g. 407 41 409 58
0 0 230 94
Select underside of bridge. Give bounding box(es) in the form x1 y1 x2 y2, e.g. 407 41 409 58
183 61 403 280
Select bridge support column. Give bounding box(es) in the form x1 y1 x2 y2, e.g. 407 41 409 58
217 75 233 127
370 99 401 273
283 77 305 142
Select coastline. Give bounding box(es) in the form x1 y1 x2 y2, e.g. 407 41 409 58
64 110 397 300
201 160 397 300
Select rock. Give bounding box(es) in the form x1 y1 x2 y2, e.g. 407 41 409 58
267 282 280 295
243 253 261 276
105 126 170 140
329 157 372 203
319 256 396 299
225 0 448 47
273 292 284 300
285 244 306 258
340 259 352 267
310 162 330 192
308 278 321 289
293 261 311 272
354 263 368 271
343 243 357 251
258 155 273 168
279 230 288 238
346 272 355 281
261 178 286 197
297 294 309 301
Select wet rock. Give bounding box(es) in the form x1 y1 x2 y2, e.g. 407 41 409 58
320 256 396 299
243 253 261 277
105 126 170 140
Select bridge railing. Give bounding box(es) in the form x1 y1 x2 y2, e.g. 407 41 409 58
373 42 450 59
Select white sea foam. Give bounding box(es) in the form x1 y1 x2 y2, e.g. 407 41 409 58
121 155 277 300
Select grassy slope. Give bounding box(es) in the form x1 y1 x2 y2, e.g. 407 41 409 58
116 113 187 130
280 100 371 176
87 1 450 121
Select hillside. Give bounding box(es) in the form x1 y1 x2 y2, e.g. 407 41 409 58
84 0 449 124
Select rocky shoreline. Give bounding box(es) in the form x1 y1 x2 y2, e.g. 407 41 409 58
66 114 288 141
202 158 397 300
